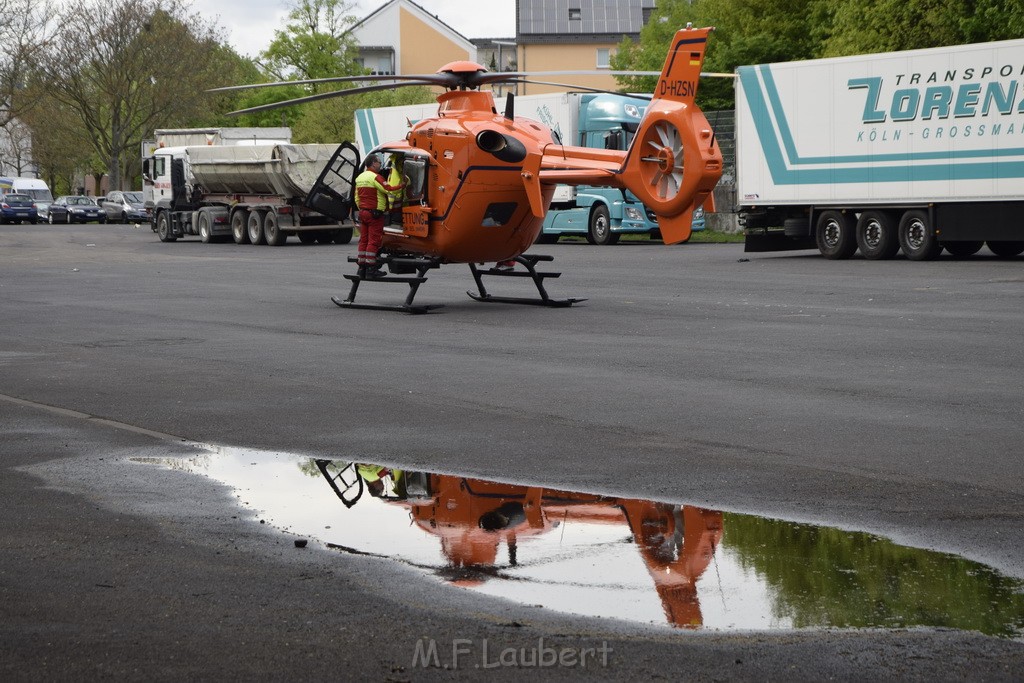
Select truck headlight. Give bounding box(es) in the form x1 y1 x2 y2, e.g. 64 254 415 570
625 207 643 221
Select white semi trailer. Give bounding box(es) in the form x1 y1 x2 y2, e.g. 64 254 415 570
737 38 1024 260
144 142 357 245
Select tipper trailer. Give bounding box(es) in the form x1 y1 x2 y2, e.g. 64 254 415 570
144 142 356 245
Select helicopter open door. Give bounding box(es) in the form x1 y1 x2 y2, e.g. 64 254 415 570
305 142 360 221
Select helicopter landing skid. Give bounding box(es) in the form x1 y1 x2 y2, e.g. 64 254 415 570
467 254 586 308
333 256 445 314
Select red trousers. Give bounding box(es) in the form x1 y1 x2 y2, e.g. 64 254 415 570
356 210 385 265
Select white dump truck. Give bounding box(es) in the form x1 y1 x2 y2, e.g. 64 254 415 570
738 38 1024 260
143 141 358 245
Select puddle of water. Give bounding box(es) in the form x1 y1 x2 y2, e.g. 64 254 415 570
138 447 1024 636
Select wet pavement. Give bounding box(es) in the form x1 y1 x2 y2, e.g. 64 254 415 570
138 447 1024 637
3 223 1024 679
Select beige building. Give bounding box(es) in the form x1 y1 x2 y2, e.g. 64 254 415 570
349 0 477 77
516 0 655 95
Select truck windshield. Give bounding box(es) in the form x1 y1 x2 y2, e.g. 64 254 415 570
24 189 53 201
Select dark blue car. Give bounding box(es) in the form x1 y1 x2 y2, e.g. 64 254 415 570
0 194 38 224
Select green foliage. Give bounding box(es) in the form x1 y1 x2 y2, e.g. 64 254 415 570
821 0 1024 56
613 0 1024 109
292 85 436 144
259 0 362 83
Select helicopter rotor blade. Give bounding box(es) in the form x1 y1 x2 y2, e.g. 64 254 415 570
514 70 736 79
502 79 650 98
208 73 457 93
225 80 440 116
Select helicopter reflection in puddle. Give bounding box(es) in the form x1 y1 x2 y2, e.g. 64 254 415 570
316 460 722 629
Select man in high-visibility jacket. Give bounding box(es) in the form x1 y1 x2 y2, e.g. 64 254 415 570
354 155 405 279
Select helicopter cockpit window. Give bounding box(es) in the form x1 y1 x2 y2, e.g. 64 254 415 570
481 202 518 227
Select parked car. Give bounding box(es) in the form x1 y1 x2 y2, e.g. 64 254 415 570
0 193 38 224
100 191 148 223
48 195 107 224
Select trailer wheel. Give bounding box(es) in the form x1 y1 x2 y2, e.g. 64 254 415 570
263 212 287 246
247 210 266 245
815 210 856 259
331 227 353 244
297 231 317 245
587 205 619 245
156 212 176 242
198 212 214 243
231 211 249 244
942 241 983 258
986 241 1024 258
855 210 900 260
898 210 941 261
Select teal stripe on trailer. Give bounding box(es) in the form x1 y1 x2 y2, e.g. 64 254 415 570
739 65 1024 184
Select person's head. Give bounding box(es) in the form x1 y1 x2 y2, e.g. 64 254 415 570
364 155 381 171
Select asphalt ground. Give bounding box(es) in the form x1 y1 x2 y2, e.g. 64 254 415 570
2 222 1023 680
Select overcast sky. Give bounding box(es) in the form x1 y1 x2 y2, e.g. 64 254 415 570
191 0 517 58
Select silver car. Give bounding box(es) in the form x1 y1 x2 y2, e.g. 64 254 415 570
100 191 149 223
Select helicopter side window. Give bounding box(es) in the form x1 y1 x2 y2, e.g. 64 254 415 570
481 202 518 227
403 157 427 202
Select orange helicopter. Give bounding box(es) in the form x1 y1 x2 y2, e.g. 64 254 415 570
218 26 723 313
315 460 724 628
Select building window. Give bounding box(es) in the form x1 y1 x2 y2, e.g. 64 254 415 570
596 48 611 69
569 8 581 20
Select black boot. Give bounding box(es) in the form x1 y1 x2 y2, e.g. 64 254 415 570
364 266 387 279
356 265 367 279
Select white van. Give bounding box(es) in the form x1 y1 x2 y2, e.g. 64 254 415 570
10 178 54 219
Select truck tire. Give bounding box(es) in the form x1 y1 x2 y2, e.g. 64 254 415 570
263 212 286 246
231 210 249 244
247 210 266 245
198 212 214 243
898 210 941 261
331 227 353 244
815 210 856 259
587 205 619 245
942 241 983 258
297 231 317 245
156 212 176 242
855 210 900 260
987 241 1024 258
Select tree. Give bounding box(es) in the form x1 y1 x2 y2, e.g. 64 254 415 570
821 0 1024 56
612 0 829 109
259 0 362 85
0 118 34 175
614 0 1024 109
291 86 436 144
0 0 54 129
19 92 93 193
40 0 238 190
